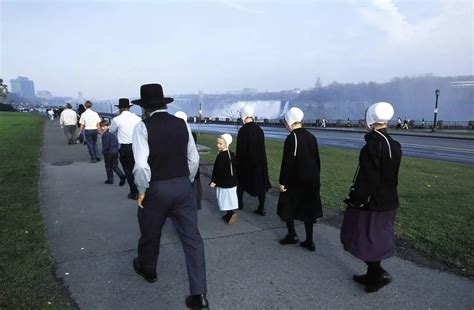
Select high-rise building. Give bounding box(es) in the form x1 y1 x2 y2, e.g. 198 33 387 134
10 76 36 98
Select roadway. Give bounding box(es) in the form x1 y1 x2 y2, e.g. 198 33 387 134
189 123 474 165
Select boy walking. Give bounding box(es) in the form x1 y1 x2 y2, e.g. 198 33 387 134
100 120 126 186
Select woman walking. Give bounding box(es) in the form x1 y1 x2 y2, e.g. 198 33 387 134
277 107 323 251
341 102 402 293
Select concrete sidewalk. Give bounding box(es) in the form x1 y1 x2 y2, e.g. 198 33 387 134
40 120 473 309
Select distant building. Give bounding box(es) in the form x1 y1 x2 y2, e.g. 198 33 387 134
10 76 36 98
315 77 322 89
37 90 52 99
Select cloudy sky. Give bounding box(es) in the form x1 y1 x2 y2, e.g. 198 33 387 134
1 0 472 99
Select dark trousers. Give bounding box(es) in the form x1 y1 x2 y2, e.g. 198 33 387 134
237 186 266 210
104 153 125 182
119 144 138 195
137 177 207 295
85 130 99 160
63 125 77 143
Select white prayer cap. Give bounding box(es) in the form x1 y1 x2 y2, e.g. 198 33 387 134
174 111 188 123
240 105 254 120
284 107 304 126
365 102 394 127
220 133 233 147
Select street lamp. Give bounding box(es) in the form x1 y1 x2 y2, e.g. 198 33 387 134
431 89 440 132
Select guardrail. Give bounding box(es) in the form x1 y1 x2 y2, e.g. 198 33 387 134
99 112 474 130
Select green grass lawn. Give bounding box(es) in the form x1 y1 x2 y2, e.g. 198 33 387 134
0 112 71 308
196 131 474 276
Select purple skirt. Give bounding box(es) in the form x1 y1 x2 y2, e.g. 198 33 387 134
341 207 396 262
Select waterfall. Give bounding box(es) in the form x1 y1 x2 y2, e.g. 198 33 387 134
210 100 283 119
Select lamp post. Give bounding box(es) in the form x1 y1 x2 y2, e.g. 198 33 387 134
431 89 440 132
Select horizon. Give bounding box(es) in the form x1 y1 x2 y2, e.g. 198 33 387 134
6 73 473 101
2 0 472 99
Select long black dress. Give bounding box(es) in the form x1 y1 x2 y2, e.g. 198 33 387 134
277 128 323 223
236 122 271 196
341 128 402 261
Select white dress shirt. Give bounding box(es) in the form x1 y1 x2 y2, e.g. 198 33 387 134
60 109 78 126
109 111 142 144
132 111 199 194
79 109 101 130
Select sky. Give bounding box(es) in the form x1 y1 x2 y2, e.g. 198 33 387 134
1 0 473 99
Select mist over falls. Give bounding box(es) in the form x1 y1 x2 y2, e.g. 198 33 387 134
94 76 473 121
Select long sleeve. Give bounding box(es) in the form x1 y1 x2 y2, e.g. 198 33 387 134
236 127 247 162
59 112 64 126
279 134 295 186
187 128 199 182
211 154 220 185
102 133 110 155
132 122 151 195
314 136 321 173
345 141 380 208
109 118 118 135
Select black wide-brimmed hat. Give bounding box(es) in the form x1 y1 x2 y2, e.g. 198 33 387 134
115 98 133 108
131 84 174 107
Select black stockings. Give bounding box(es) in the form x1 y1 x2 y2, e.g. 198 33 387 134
286 220 314 242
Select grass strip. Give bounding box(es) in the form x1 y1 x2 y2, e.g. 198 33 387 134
0 112 71 308
196 131 474 276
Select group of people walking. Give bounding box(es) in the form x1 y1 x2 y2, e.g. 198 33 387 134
57 84 402 309
58 99 142 200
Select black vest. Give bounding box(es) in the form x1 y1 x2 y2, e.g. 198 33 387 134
143 112 189 181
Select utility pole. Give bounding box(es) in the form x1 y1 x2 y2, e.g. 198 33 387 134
431 89 440 132
197 90 203 136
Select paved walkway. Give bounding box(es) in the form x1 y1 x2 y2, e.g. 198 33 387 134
40 120 473 309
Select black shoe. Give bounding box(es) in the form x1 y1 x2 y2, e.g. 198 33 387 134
279 234 299 245
119 176 126 186
353 274 369 286
300 240 316 252
133 258 157 283
365 272 393 293
95 157 101 162
185 294 209 309
104 180 113 184
128 193 138 200
254 208 266 216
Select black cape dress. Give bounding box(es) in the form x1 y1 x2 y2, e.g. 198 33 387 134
341 128 402 261
277 128 323 223
236 122 271 196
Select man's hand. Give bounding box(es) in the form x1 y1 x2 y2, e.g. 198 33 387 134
209 182 216 188
138 194 145 209
279 184 287 192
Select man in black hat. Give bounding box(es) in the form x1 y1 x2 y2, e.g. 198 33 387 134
131 84 208 309
109 98 142 199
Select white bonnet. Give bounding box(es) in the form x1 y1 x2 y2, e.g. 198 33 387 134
220 133 233 147
284 107 304 126
365 102 394 127
174 111 188 123
240 105 254 120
